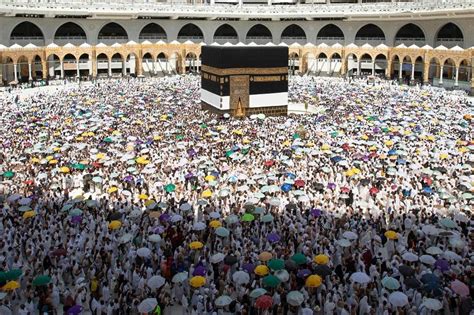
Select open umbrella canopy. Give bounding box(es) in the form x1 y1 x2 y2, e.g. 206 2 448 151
189 276 206 288
350 272 371 284
291 253 307 265
254 265 270 276
382 276 400 290
137 298 158 313
172 272 188 283
268 259 285 271
255 295 273 309
189 241 204 250
305 275 322 288
388 292 408 307
147 275 166 290
286 291 304 306
215 295 233 307
263 275 281 288
232 271 250 285
313 254 329 265
32 275 51 286
2 280 20 291
249 288 267 298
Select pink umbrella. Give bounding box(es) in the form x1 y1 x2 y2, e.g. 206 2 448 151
450 279 469 297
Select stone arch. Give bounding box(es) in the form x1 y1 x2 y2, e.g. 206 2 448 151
54 22 87 43
98 22 128 42
45 53 61 79
394 23 425 46
96 53 110 76
213 24 238 44
328 52 342 75
346 53 359 76
178 24 204 42
62 53 78 78
316 24 345 44
16 56 29 82
31 55 43 80
436 22 464 47
428 56 441 84
355 24 385 44
288 51 299 75
185 52 199 73
246 24 273 44
457 59 471 83
10 21 45 45
442 58 456 81
281 24 306 45
139 23 167 41
374 53 387 75
78 53 90 78
125 52 140 76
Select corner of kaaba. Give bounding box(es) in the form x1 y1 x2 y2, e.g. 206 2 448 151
200 46 289 117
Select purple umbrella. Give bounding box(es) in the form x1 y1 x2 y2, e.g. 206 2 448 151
242 263 255 273
327 183 336 190
71 215 82 224
311 209 322 217
185 173 194 180
434 259 450 272
267 233 281 243
123 175 133 182
297 269 311 278
67 305 82 315
159 213 171 222
187 148 197 157
153 226 165 234
193 265 207 276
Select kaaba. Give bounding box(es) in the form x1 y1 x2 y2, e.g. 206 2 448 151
200 46 289 117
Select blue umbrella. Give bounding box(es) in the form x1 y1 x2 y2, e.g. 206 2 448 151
388 149 397 155
330 156 343 163
281 183 292 193
286 172 297 179
397 159 407 165
422 187 433 194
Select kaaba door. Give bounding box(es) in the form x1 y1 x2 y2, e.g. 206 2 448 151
229 75 249 117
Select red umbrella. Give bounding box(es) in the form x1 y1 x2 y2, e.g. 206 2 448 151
92 161 102 168
369 187 379 195
341 143 350 151
341 187 350 193
422 177 433 186
24 180 34 185
294 179 305 188
255 295 273 309
450 280 469 297
264 160 275 167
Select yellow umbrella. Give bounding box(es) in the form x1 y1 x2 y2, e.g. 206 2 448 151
189 276 206 288
242 138 251 144
136 156 150 165
108 187 118 193
31 157 40 163
368 145 377 151
53 147 61 152
439 153 449 160
46 156 53 161
112 130 121 136
254 265 270 276
384 140 393 147
96 153 106 160
282 140 291 147
138 194 149 200
160 114 168 121
306 141 314 147
205 175 216 182
209 220 222 228
258 251 273 262
108 220 122 230
49 159 58 165
23 211 36 219
313 254 329 265
189 241 204 250
145 199 155 207
233 130 243 136
361 135 369 140
344 170 355 177
384 230 398 240
2 280 20 291
59 167 70 173
321 144 330 151
305 275 322 288
201 189 212 198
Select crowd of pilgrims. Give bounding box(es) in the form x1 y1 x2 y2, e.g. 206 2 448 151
0 75 472 315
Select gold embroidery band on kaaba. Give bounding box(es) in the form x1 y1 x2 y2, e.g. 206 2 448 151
201 65 288 76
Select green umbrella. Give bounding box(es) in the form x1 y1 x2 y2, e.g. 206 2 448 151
330 131 338 138
262 275 281 288
291 253 307 265
32 275 51 286
225 150 234 158
249 288 267 298
104 137 113 143
261 214 274 223
164 184 176 193
5 269 23 281
0 271 7 283
2 171 15 178
176 135 184 140
292 133 300 140
241 213 255 222
70 163 86 170
268 259 285 271
200 123 207 129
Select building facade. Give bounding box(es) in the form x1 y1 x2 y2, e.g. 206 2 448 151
0 0 473 92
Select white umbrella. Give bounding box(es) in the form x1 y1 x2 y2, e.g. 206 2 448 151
389 292 409 307
172 272 188 283
350 272 371 284
180 203 192 211
193 222 206 231
137 247 151 258
402 252 419 262
147 275 166 290
342 231 358 240
6 194 22 202
171 214 183 223
275 269 290 282
138 298 157 313
286 291 304 306
148 234 161 243
129 209 142 219
419 255 436 265
215 295 233 307
119 233 133 244
18 197 32 205
209 212 221 219
232 271 250 285
422 298 442 311
426 246 443 255
422 225 439 236
449 238 465 249
444 250 462 261
210 253 225 264
337 239 352 247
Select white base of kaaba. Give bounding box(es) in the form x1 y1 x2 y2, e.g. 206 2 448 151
200 89 288 111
